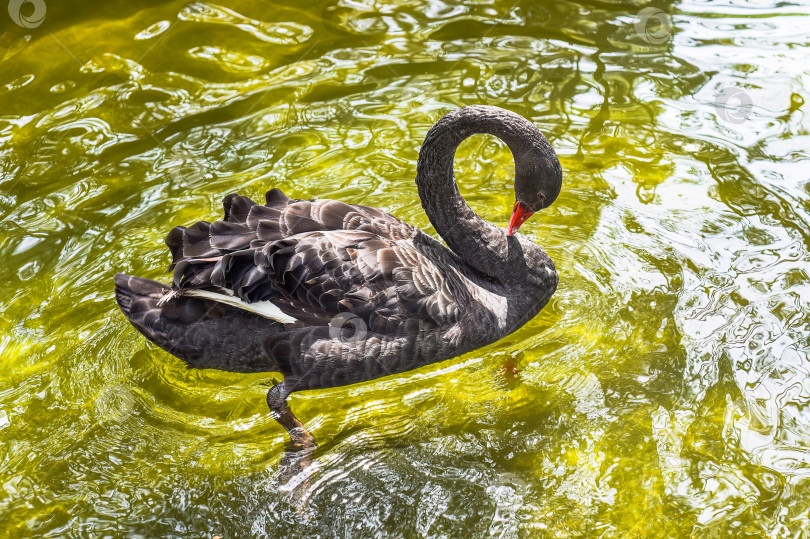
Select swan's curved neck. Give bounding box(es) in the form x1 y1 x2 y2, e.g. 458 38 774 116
415 106 541 278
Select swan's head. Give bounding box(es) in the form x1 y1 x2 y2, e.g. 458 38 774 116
417 104 562 237
506 129 562 236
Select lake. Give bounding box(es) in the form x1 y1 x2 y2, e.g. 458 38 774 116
1 0 809 536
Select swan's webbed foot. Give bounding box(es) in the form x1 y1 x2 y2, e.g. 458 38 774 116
267 381 317 452
286 427 317 453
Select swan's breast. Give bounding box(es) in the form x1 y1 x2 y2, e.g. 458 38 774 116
449 267 508 330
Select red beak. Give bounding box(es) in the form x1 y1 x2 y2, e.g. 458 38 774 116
507 201 534 236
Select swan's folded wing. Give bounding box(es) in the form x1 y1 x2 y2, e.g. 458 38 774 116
167 188 416 261
227 229 459 333
165 189 459 333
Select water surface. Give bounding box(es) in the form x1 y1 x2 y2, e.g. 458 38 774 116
1 0 809 536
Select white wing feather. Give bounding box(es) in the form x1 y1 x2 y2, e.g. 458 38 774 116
183 289 298 324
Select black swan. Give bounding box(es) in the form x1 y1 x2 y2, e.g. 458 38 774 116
114 105 562 451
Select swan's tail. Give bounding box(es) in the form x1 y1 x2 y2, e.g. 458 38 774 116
114 274 282 373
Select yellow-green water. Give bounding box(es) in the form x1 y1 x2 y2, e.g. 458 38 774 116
1 0 809 536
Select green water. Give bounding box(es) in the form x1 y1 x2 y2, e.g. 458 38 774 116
1 0 809 536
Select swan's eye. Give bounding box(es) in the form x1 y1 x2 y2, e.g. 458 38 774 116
535 192 546 210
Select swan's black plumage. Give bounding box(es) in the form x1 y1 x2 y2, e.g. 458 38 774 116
115 105 562 449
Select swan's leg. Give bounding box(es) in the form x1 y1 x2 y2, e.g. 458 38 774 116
267 381 316 452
